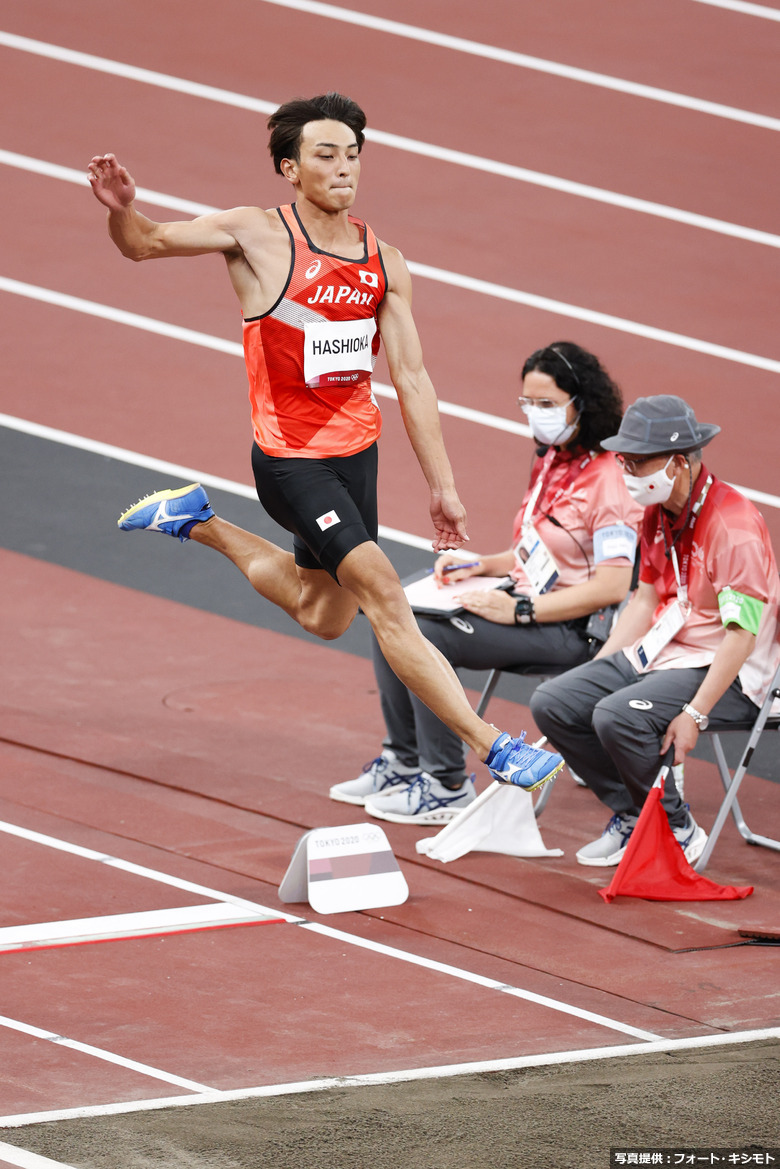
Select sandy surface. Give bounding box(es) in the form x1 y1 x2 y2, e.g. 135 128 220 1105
3 1039 778 1169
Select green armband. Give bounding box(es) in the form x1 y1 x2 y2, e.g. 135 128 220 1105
717 587 764 635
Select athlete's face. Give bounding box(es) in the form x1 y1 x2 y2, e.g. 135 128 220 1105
283 120 361 210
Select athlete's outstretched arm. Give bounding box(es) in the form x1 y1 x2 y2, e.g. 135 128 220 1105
378 246 468 552
87 153 240 260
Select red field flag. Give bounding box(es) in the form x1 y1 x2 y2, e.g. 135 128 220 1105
600 771 753 903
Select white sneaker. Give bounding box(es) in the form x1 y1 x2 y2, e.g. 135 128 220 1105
365 773 476 825
672 811 708 864
329 750 421 806
576 813 638 866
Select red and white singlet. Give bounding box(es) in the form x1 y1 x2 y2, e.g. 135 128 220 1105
242 203 387 458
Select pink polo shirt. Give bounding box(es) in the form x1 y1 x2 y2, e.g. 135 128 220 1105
627 466 780 706
510 447 642 590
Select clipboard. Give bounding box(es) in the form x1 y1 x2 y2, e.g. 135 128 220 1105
402 568 514 617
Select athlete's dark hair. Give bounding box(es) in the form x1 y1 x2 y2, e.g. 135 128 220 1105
267 93 367 174
521 341 625 452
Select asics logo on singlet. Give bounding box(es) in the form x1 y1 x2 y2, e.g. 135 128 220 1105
305 259 322 279
149 502 193 531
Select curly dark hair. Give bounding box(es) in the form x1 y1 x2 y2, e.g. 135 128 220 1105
521 341 624 452
267 93 367 175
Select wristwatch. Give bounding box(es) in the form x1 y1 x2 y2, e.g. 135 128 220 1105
514 595 536 626
682 703 709 731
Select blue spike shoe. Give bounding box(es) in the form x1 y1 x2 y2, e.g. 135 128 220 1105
117 483 214 542
486 731 564 792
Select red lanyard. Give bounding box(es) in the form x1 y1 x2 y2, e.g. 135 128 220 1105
662 474 713 602
523 450 595 528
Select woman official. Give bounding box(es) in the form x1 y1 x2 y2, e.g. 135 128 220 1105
331 341 643 823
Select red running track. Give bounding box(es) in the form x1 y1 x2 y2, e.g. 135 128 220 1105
0 0 779 1130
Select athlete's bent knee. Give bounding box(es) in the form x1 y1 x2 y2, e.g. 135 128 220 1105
299 606 357 641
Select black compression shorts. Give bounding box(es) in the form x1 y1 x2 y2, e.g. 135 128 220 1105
251 441 379 580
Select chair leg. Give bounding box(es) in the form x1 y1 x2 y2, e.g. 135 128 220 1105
474 669 502 720
711 734 751 840
695 731 780 872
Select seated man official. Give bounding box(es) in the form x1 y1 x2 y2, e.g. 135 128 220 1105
531 394 780 867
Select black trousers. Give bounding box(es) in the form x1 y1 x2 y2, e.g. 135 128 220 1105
372 613 593 786
530 651 757 827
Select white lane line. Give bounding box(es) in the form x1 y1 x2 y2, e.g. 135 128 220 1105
0 1143 80 1169
690 0 780 18
0 150 217 217
0 820 661 1044
0 283 778 513
362 131 780 249
4 27 777 134
254 1 780 130
4 100 780 250
1 1028 776 1128
405 261 780 376
0 1015 213 1093
0 819 303 921
0 409 434 554
10 144 780 256
299 922 659 1041
0 904 282 953
0 270 530 435
3 257 780 379
6 153 780 369
2 405 779 523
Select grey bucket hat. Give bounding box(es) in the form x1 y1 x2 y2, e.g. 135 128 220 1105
601 394 720 456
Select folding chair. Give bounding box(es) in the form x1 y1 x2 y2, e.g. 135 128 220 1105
694 658 780 871
476 656 780 859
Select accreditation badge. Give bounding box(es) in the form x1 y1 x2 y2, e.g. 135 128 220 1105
634 599 688 669
515 523 559 595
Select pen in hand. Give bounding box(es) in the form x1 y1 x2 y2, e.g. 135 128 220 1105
442 560 481 574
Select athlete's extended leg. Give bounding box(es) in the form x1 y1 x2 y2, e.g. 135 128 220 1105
336 540 562 790
118 485 562 789
117 483 358 639
190 515 358 639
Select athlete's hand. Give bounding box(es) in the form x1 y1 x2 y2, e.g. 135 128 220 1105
88 154 137 212
430 490 469 552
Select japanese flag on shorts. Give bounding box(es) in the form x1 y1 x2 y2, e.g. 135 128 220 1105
316 510 341 531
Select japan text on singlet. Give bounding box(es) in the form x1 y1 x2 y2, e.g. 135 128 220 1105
243 204 387 458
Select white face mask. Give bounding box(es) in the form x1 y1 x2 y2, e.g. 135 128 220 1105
622 456 676 506
525 402 579 447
